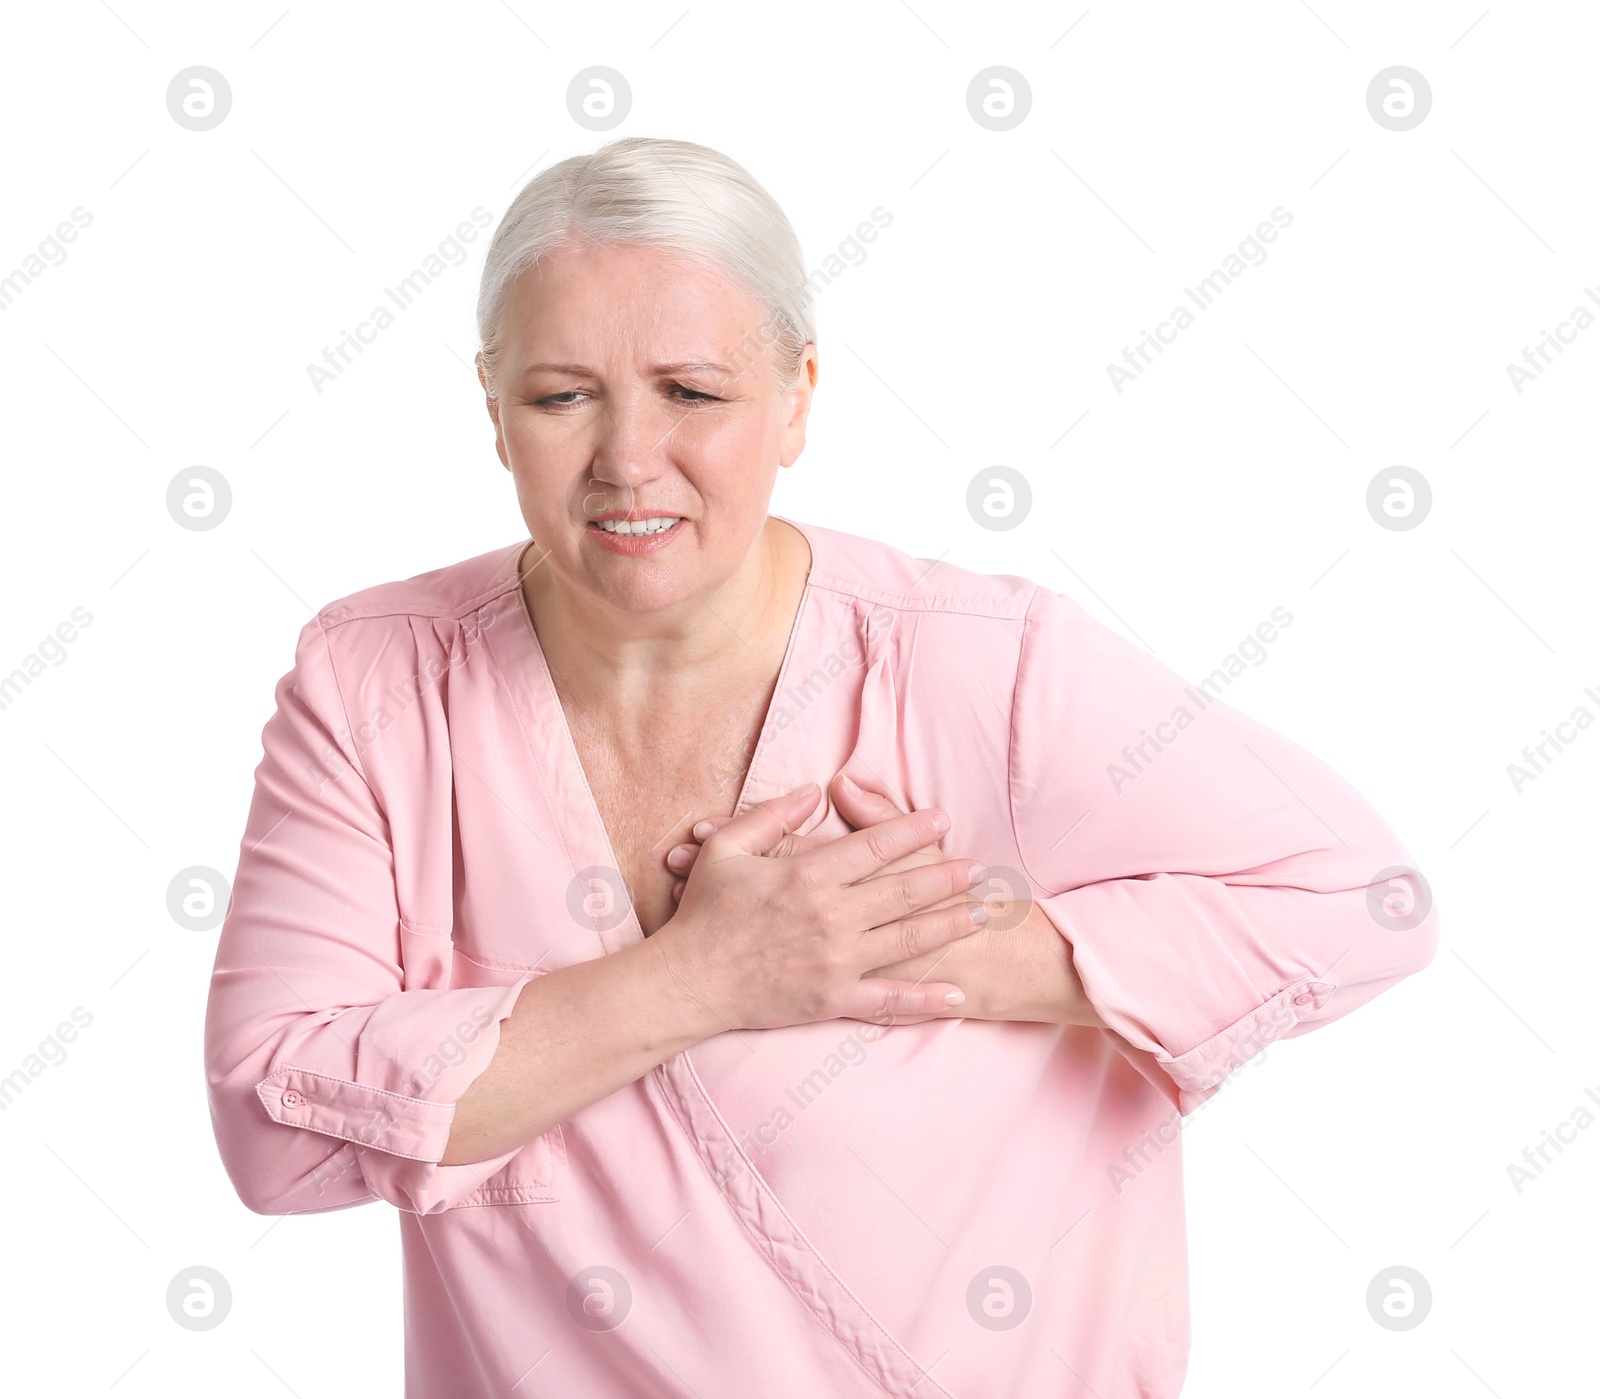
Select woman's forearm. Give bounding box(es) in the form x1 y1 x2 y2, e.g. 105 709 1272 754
443 787 986 1166
672 782 1107 1029
440 878 1100 1168
1004 903 1107 1026
439 938 717 1166
866 901 1108 1027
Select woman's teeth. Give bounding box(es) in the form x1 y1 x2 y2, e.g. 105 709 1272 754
594 517 682 535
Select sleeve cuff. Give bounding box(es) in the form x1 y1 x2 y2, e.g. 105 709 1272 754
256 1067 457 1162
251 968 540 1167
1155 975 1339 1111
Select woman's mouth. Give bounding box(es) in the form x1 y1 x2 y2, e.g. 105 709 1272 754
590 516 683 536
585 516 687 554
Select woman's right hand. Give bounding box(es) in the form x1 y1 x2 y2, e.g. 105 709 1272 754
647 782 991 1033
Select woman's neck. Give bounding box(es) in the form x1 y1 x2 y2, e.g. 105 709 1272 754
521 516 811 721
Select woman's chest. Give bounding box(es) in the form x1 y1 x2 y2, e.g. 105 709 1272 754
571 718 763 937
434 605 1003 969
431 674 788 972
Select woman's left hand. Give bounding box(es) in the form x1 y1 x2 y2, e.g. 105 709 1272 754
665 772 1107 1028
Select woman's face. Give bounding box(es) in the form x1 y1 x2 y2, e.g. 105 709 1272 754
480 239 817 617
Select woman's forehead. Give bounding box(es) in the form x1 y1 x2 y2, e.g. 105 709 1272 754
502 248 767 360
515 241 749 305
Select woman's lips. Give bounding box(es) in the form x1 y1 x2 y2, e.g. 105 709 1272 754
584 518 686 555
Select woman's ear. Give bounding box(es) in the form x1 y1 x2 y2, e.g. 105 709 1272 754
477 354 511 471
778 342 818 468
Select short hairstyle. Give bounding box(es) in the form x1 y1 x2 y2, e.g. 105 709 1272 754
475 136 815 398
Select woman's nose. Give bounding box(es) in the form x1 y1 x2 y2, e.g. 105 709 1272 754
588 396 677 483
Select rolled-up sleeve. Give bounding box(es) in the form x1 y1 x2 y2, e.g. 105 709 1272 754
1009 587 1440 1114
204 616 536 1215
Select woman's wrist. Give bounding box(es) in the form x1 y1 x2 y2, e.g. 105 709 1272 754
1016 908 1106 1028
634 922 734 1046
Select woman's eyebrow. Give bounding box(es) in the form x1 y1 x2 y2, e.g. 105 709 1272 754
651 360 735 375
519 360 736 376
519 361 591 376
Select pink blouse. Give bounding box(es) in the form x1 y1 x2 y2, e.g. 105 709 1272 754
204 516 1439 1397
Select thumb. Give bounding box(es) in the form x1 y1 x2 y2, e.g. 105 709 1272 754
830 770 909 828
703 782 821 858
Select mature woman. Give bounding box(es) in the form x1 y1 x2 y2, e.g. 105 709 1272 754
205 137 1439 1398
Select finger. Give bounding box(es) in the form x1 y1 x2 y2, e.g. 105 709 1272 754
829 771 912 829
766 829 831 859
836 977 966 1025
843 858 988 934
691 812 831 861
859 895 990 969
800 805 952 886
864 927 987 983
702 783 821 859
670 878 686 902
672 830 828 866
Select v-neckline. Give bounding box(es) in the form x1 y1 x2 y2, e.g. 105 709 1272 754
496 515 821 952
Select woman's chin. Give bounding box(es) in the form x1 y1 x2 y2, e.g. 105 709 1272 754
580 568 704 618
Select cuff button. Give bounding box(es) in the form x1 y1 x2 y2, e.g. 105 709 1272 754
1292 993 1313 1007
282 1090 305 1108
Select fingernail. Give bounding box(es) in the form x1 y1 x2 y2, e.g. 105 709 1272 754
796 781 818 796
666 847 691 870
944 989 966 1006
929 810 951 832
692 820 716 838
839 772 858 791
965 861 986 885
968 902 990 924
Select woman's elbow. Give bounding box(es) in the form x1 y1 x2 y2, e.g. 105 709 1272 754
205 1070 374 1216
1357 855 1442 983
1300 866 1440 1035
1306 802 1442 989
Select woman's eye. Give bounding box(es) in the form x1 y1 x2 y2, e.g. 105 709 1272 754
534 388 716 407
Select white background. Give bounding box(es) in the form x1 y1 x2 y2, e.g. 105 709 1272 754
0 1 1594 1394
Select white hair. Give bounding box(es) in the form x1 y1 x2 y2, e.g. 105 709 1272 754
475 136 816 399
